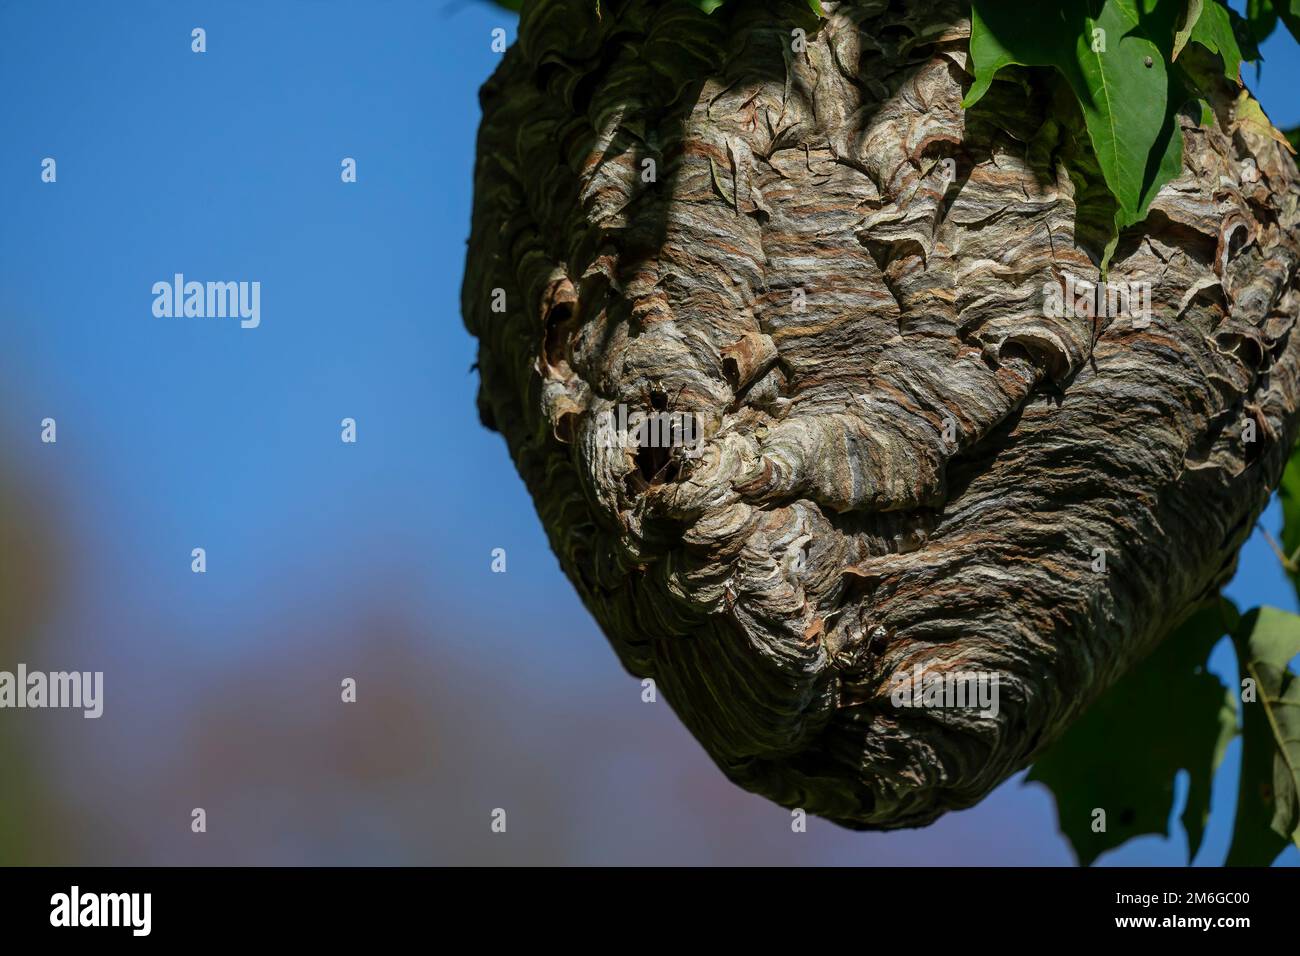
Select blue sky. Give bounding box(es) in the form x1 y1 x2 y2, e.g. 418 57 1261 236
0 0 1296 865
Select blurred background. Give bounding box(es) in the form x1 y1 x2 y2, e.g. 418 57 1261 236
1 0 1297 866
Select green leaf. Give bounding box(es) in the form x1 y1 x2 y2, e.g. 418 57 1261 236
1131 98 1186 238
1287 126 1300 151
1197 97 1216 127
1231 88 1298 153
967 0 1185 260
1228 11 1263 65
1173 0 1204 61
1243 0 1278 55
1225 606 1300 865
1028 600 1237 866
1279 440 1300 601
1187 0 1244 81
1279 1 1300 43
1248 0 1280 43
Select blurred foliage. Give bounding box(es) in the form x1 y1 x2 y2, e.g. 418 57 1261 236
1225 607 1300 864
1029 601 1238 865
0 471 62 864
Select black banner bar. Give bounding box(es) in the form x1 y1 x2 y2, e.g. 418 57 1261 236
0 865 1288 941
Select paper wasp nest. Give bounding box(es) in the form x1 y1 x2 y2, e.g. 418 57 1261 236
462 0 1300 827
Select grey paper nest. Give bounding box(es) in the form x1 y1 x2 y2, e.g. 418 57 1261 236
462 0 1300 827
